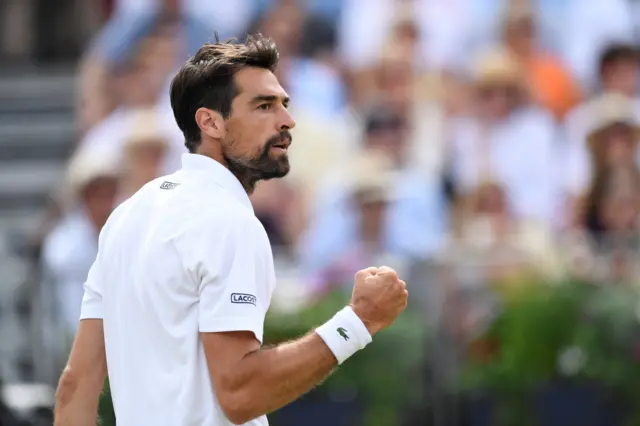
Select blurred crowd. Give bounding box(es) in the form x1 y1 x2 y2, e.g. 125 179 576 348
32 0 640 344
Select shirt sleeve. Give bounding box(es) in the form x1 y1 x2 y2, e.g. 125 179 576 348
180 209 275 343
79 221 110 320
79 254 104 320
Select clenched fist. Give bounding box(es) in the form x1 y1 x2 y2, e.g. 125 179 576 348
350 266 408 335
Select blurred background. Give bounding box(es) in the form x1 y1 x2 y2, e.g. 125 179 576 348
1 0 640 425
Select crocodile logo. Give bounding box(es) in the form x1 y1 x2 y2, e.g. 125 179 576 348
337 327 349 341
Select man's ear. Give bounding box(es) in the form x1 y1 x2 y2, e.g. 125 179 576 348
195 107 225 140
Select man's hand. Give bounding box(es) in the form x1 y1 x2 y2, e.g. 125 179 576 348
350 266 408 335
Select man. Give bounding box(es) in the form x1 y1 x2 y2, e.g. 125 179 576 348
54 34 408 426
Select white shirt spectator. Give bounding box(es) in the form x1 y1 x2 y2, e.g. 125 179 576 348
80 153 276 426
450 107 561 226
42 209 99 335
42 149 120 336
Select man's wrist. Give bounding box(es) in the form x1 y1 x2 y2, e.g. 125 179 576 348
349 304 383 336
315 306 373 365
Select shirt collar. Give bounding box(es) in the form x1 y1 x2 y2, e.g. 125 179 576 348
181 153 253 211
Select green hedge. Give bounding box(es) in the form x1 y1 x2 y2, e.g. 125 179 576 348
460 279 640 425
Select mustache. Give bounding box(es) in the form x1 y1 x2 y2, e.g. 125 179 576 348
265 130 293 148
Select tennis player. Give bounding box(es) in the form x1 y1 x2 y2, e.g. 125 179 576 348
54 34 408 426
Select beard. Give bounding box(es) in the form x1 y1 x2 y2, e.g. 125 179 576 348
223 130 292 192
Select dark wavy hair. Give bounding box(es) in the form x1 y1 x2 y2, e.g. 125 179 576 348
170 34 280 153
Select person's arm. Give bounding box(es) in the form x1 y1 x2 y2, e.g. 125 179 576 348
77 2 160 133
202 330 336 424
54 237 107 425
200 267 406 425
54 319 107 426
178 211 407 424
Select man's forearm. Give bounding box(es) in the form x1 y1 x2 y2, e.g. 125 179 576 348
54 367 106 426
221 332 337 423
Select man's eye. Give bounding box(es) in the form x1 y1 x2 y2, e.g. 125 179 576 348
258 104 272 110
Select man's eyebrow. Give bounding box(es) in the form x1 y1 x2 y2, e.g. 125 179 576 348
250 95 290 105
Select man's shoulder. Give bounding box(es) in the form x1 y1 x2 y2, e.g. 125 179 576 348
108 173 260 238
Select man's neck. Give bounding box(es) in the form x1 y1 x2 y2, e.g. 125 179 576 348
225 161 259 195
195 149 259 195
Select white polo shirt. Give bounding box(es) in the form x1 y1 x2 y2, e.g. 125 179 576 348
80 153 275 426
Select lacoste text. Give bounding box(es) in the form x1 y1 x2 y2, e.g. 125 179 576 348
231 293 257 305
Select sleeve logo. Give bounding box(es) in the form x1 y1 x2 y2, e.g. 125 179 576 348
230 293 257 306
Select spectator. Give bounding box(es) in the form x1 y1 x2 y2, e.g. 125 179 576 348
501 1 581 119
448 47 561 226
79 45 162 150
78 16 179 133
568 92 640 217
77 0 258 131
117 110 171 202
300 150 447 287
338 0 473 75
585 166 640 241
79 47 184 176
596 44 640 101
586 95 640 180
561 0 635 89
564 44 640 200
356 43 450 178
444 181 560 282
250 0 345 118
41 150 120 337
563 165 640 285
358 108 409 169
304 151 407 295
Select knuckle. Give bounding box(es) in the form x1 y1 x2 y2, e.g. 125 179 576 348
378 266 396 275
356 267 378 280
354 270 368 281
379 269 398 281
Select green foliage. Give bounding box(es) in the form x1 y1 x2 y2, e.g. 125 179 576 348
98 378 115 426
461 280 588 390
461 278 640 425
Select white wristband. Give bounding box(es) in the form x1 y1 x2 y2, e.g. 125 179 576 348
315 306 373 365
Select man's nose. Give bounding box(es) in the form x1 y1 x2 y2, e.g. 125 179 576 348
279 108 296 131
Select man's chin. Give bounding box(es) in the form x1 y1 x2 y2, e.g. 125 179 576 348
255 157 290 180
261 166 290 180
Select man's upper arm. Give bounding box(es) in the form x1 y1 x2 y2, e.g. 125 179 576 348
201 331 261 387
66 319 107 376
